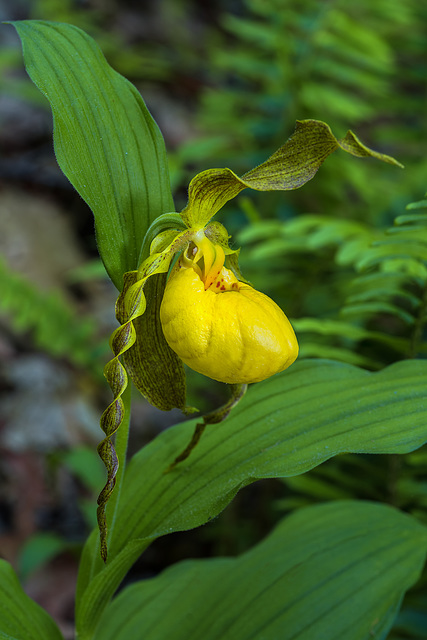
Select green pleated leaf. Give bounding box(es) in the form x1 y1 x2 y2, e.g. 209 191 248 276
93 501 427 640
113 358 427 548
180 119 402 228
11 20 174 289
0 559 63 640
76 358 427 634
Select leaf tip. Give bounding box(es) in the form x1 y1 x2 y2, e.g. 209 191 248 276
339 130 404 168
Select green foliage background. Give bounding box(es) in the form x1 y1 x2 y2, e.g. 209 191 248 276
3 0 426 370
1 1 427 638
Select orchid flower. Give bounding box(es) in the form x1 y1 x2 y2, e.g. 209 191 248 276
97 119 402 559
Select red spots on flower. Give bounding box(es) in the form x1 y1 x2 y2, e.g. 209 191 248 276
206 265 240 293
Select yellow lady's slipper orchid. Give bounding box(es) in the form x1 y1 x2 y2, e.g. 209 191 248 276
96 119 402 558
160 234 298 384
109 119 402 406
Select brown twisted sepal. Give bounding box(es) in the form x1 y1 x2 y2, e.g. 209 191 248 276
96 231 193 562
165 382 248 473
96 273 144 562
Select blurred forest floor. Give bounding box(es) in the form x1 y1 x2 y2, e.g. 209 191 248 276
1 0 427 637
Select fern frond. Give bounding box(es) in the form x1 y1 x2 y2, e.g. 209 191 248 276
237 195 427 368
318 197 427 362
0 258 104 370
339 198 427 340
172 0 425 220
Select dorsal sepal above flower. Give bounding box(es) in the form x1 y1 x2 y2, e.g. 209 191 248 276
180 168 245 228
179 119 403 229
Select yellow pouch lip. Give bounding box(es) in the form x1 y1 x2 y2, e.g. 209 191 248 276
160 264 298 385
